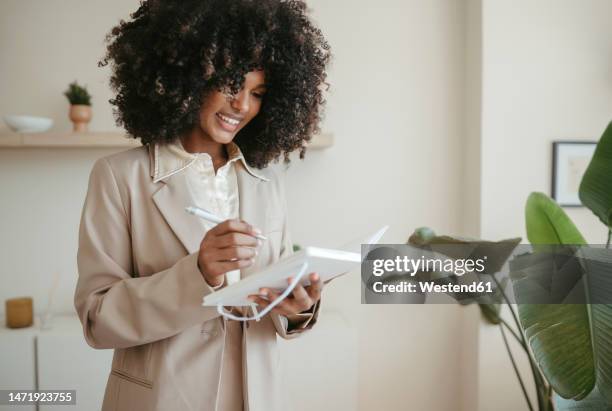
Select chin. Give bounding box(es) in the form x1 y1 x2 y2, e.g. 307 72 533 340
202 123 236 144
211 130 236 144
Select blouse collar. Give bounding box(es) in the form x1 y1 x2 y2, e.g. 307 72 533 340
150 138 269 183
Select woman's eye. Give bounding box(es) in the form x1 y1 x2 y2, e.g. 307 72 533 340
252 92 265 99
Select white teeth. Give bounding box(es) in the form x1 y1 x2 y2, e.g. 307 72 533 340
217 113 240 126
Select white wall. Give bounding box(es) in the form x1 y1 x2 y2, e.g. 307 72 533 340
0 1 472 410
462 0 483 239
280 0 470 409
481 0 612 243
0 0 137 328
459 1 483 409
478 1 612 410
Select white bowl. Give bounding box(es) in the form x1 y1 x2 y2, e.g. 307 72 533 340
3 115 53 133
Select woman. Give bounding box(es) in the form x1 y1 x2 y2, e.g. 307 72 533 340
74 1 331 410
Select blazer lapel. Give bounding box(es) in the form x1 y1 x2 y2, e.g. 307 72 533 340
152 173 204 255
236 161 266 230
152 159 268 256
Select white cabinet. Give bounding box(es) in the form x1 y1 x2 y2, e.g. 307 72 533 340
0 315 113 411
0 326 36 411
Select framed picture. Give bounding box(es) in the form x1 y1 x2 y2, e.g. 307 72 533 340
551 141 597 207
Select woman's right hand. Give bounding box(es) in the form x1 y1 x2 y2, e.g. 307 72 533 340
197 219 262 288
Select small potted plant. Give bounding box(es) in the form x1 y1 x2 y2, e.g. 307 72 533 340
64 81 92 132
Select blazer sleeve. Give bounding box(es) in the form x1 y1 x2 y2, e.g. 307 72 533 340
269 171 322 340
74 158 220 350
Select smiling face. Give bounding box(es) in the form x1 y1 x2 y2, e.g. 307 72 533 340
197 70 267 145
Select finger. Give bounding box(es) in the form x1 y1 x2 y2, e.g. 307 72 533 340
249 296 270 308
248 296 292 316
248 292 268 300
287 276 312 308
261 287 300 313
214 246 257 262
215 232 260 248
210 218 261 238
306 272 323 301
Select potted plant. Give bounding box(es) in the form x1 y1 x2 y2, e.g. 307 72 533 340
406 120 612 410
514 120 612 410
63 81 92 132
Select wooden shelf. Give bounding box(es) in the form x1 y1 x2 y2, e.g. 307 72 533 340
0 131 334 149
307 132 334 149
0 132 138 148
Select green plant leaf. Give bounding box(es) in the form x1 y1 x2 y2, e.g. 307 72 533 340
479 303 501 324
407 228 521 273
525 192 587 245
555 385 612 411
515 302 594 400
477 277 511 325
510 193 596 400
579 247 612 404
407 229 520 308
64 81 92 106
579 121 612 229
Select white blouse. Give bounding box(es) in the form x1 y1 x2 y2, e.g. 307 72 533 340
153 137 269 286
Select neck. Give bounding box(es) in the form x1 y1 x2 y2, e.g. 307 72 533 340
179 129 228 164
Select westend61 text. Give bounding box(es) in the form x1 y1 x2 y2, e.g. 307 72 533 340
372 281 493 294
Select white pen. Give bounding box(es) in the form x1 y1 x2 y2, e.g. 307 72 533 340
185 206 268 241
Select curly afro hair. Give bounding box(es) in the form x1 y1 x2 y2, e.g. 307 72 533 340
98 0 331 168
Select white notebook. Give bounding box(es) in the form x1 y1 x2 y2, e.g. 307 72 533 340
202 225 389 307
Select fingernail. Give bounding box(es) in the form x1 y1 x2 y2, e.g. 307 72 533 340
253 227 262 235
312 273 320 281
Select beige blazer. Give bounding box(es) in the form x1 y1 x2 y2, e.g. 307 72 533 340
74 144 321 411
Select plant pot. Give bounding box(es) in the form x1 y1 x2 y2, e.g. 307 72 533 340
69 104 92 132
5 297 33 328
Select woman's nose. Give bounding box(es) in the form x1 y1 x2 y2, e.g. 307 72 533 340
230 91 250 113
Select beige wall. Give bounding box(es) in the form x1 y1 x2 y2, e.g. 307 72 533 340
0 0 137 327
0 1 471 410
480 0 612 244
252 0 471 407
459 1 483 409
478 1 612 410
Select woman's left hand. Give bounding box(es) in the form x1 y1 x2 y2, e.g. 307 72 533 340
247 272 323 316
